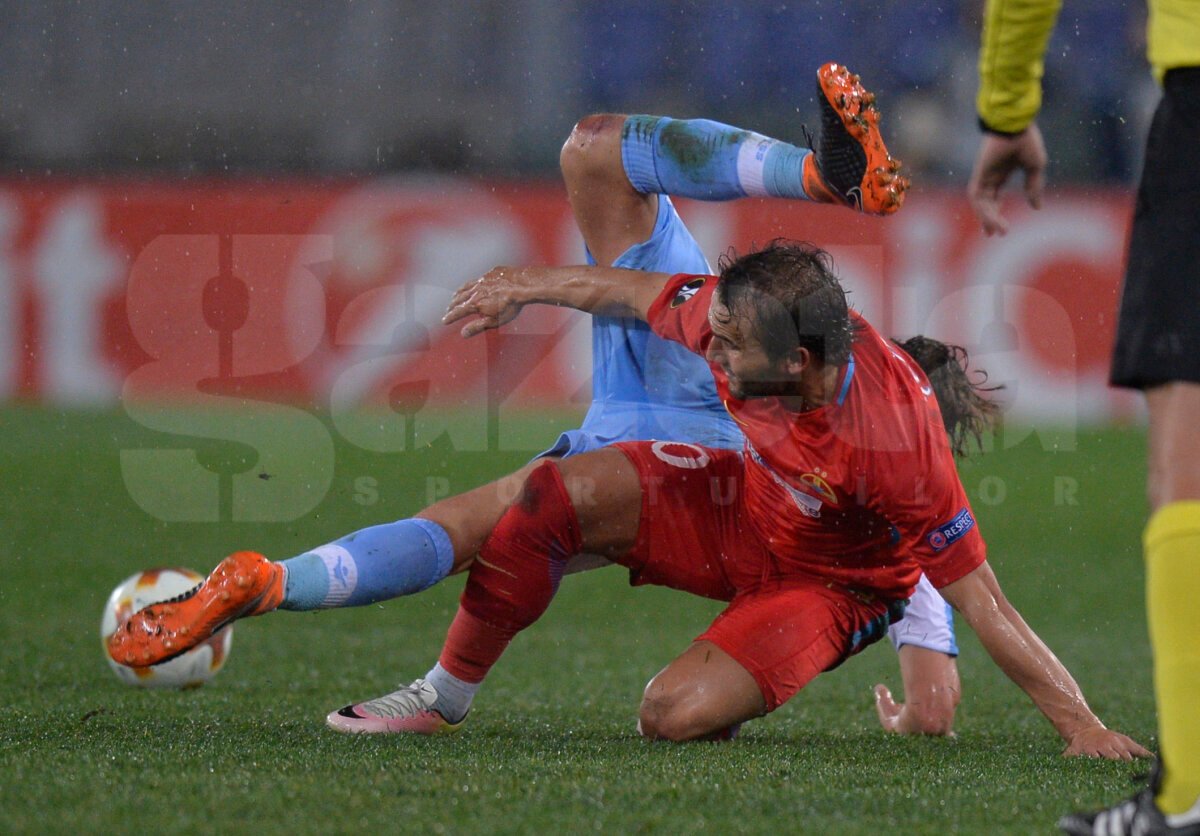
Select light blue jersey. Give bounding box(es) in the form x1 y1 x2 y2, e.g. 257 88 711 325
541 196 742 458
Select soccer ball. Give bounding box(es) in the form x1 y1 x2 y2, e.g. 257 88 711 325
100 568 234 689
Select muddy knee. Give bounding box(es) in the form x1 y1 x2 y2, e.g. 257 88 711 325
560 113 626 183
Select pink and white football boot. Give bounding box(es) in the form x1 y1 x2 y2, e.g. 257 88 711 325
326 678 465 735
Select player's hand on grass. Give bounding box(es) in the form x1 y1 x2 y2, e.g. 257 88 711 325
873 683 956 737
1061 724 1153 760
967 123 1048 237
444 267 532 337
873 683 906 733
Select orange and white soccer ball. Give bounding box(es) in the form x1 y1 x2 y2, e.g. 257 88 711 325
100 568 233 689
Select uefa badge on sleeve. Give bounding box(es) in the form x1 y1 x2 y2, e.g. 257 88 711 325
926 508 975 552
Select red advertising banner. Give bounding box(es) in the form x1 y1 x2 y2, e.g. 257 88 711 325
0 179 1141 426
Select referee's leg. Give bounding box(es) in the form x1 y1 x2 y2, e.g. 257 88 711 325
1144 382 1200 815
1111 66 1200 815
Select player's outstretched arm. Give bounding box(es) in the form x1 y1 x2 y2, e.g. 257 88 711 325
939 561 1151 760
443 265 672 337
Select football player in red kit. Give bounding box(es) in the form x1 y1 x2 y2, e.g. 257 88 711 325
398 243 1147 752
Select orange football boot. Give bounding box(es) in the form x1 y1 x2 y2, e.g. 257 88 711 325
801 62 909 215
106 551 284 668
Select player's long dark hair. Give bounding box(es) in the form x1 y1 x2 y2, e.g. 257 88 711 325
893 335 1002 458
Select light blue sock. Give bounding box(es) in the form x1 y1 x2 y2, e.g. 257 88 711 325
278 518 454 610
620 115 812 201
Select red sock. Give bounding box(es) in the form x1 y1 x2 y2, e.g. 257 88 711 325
438 462 582 683
437 607 513 684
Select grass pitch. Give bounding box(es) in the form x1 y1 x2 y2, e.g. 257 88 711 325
0 406 1154 834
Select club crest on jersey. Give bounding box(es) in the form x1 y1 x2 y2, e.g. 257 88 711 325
670 278 706 308
799 471 838 505
748 445 824 517
927 508 975 551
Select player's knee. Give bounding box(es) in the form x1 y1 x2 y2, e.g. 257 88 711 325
560 113 624 182
638 679 719 742
638 693 696 741
477 460 578 572
548 458 595 518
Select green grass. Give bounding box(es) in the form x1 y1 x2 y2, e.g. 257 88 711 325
0 406 1154 833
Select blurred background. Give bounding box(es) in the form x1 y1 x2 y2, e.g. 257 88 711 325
0 0 1154 494
0 0 1151 182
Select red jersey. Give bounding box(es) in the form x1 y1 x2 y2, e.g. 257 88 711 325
647 273 987 600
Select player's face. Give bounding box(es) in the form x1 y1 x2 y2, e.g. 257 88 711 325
705 300 795 399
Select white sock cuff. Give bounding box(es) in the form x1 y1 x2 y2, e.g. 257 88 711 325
311 544 357 608
735 133 777 197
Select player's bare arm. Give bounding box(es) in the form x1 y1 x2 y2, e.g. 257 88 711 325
443 265 672 337
939 561 1151 759
873 646 960 736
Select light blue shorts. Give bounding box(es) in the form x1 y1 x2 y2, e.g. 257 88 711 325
887 574 958 656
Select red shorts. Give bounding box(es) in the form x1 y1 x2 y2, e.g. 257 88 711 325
613 440 899 711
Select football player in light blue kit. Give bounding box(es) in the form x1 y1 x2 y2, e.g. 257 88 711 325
537 191 743 459
530 84 960 736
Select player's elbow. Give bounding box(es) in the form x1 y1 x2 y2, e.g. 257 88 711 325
560 113 625 185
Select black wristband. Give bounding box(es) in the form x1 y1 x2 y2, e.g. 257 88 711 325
977 116 1027 138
